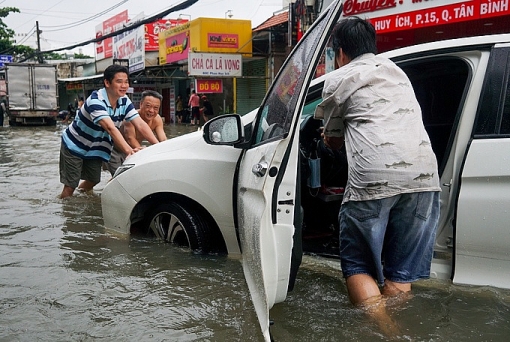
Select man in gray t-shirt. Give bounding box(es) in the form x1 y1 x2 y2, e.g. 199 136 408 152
315 17 441 309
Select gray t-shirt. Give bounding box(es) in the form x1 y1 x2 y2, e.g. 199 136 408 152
315 53 441 203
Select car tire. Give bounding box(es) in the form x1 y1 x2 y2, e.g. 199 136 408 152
143 202 211 253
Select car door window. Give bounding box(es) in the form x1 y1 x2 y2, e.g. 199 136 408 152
253 14 330 145
499 50 510 135
399 57 470 175
474 47 510 135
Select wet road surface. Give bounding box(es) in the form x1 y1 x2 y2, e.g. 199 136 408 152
1 122 510 341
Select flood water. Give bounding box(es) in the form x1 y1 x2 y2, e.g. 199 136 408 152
1 122 510 341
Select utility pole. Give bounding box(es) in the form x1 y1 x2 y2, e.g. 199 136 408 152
36 21 43 63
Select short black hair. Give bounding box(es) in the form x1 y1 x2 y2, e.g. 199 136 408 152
103 64 129 83
141 90 163 102
331 17 377 60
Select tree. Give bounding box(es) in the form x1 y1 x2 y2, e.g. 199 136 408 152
0 7 36 61
73 52 93 59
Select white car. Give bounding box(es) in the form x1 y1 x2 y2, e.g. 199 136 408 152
102 1 510 339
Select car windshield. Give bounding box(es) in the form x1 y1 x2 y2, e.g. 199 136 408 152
251 12 332 145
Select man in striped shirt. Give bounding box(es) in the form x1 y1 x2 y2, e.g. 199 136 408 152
59 65 159 199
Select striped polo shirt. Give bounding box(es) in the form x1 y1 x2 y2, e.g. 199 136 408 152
61 88 139 162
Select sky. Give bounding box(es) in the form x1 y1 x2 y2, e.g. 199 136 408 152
1 0 286 56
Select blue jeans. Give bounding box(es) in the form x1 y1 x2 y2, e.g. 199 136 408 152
339 191 440 285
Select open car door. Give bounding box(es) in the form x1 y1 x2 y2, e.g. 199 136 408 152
235 1 344 340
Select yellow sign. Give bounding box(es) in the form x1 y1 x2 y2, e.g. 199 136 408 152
159 17 252 65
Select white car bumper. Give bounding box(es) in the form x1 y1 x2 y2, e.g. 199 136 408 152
101 178 136 235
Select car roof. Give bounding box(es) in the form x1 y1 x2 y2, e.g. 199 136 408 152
381 33 510 59
310 33 510 89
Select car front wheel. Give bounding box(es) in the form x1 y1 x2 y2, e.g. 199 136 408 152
143 202 211 253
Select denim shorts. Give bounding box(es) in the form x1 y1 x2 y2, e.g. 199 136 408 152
339 191 440 285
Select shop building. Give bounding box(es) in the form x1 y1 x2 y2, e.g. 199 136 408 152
158 17 253 118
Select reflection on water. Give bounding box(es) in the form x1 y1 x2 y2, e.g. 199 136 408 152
1 123 510 341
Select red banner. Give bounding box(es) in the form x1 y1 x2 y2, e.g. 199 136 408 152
369 0 510 33
145 19 188 51
95 10 128 60
195 79 223 93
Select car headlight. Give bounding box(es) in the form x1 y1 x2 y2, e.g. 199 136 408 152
113 164 135 178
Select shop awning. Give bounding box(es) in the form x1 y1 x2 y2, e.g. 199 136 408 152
253 11 289 32
58 74 103 82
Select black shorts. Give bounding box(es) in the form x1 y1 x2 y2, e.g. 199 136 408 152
191 107 200 119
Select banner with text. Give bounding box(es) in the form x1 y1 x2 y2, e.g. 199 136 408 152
195 79 223 93
341 0 510 33
146 19 188 51
95 10 128 61
113 25 146 74
188 53 242 77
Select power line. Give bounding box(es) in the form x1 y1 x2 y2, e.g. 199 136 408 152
40 0 129 31
19 0 199 61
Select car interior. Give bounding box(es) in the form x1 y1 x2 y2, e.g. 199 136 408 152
298 56 471 257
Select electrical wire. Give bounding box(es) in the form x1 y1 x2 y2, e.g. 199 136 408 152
0 26 36 55
40 0 130 31
18 0 199 61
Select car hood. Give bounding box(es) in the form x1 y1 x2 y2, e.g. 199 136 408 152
123 129 204 165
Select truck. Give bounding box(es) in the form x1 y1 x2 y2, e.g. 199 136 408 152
3 63 59 126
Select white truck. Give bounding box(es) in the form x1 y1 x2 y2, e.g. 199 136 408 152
4 63 59 126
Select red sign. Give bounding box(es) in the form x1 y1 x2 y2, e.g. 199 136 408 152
367 0 510 33
65 83 84 91
95 10 128 60
195 79 223 93
343 0 397 16
207 33 239 49
145 19 188 51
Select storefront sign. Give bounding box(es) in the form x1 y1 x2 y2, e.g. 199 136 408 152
95 10 128 61
66 83 83 91
370 0 510 33
159 23 191 65
164 31 190 64
191 18 252 55
207 33 238 49
113 25 146 73
0 54 13 68
188 53 242 77
145 19 188 51
341 0 510 34
195 79 223 93
113 59 129 67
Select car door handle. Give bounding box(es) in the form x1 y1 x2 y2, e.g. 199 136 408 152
252 162 268 177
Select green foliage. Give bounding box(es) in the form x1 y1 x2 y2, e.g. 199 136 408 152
0 7 19 40
43 52 66 60
0 7 92 62
0 7 37 61
73 53 93 59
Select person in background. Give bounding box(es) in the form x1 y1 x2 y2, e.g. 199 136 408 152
59 64 159 199
0 98 5 127
200 95 214 123
62 103 74 123
105 90 167 176
176 95 184 124
188 90 200 125
314 17 441 334
76 97 84 117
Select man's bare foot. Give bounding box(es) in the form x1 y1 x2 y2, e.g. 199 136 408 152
361 295 402 338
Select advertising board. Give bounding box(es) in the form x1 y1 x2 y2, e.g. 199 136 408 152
95 10 129 61
188 53 242 77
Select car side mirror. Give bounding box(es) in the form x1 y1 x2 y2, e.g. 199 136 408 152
203 114 244 145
